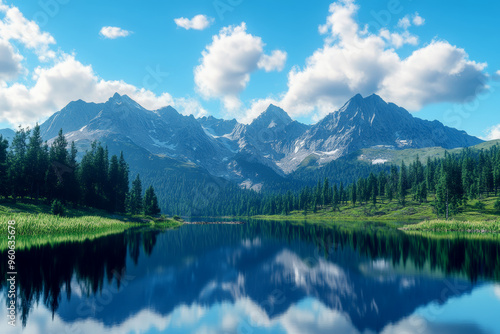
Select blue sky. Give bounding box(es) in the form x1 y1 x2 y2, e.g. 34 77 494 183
0 0 499 139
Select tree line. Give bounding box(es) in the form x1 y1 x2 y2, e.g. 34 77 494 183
0 126 161 216
184 145 500 217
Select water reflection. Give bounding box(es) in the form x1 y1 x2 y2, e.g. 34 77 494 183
1 220 500 333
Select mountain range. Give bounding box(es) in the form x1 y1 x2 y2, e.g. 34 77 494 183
2 93 483 193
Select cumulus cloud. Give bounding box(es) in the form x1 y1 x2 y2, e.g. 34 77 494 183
494 70 500 80
99 26 132 39
175 15 213 30
0 38 22 80
0 3 56 60
398 12 425 29
413 13 425 26
195 23 286 110
258 50 287 72
0 54 174 126
173 97 209 118
397 16 411 29
273 0 488 120
379 40 487 109
485 124 500 141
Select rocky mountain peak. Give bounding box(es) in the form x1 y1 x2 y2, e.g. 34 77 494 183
251 104 292 129
107 92 144 110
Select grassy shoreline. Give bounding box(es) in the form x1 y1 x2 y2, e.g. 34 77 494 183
0 201 183 251
400 220 500 233
252 196 500 233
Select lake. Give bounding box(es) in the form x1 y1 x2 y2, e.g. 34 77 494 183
1 219 500 334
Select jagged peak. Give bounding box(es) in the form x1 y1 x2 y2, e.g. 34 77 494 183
107 92 145 109
252 104 292 127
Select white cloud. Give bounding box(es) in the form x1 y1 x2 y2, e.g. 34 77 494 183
173 97 209 118
258 50 287 72
175 15 213 30
99 26 132 39
397 16 411 29
413 13 425 26
195 23 286 110
494 70 500 80
379 29 418 48
398 12 425 29
239 97 281 124
272 0 488 120
485 124 500 141
0 3 56 60
0 54 174 126
0 38 22 80
379 40 487 109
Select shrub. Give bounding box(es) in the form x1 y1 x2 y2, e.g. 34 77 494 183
494 199 500 211
173 215 182 221
51 200 65 217
473 201 486 210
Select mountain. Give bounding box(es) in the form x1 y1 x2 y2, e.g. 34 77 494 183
197 115 238 137
38 93 483 202
0 128 15 143
40 93 290 193
277 94 483 172
224 104 311 176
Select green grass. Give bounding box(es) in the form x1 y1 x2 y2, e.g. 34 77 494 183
0 201 182 251
401 219 500 233
253 195 500 229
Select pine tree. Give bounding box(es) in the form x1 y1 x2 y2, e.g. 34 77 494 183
108 155 120 212
128 174 143 215
26 124 48 200
398 161 408 206
117 152 130 213
0 135 9 198
351 182 357 207
144 185 161 216
9 127 30 200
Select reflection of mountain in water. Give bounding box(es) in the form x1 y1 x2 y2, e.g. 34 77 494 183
1 221 499 332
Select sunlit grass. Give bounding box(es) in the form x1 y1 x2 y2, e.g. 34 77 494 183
401 219 500 233
0 201 182 251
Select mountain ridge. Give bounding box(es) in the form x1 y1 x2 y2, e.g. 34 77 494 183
2 93 484 193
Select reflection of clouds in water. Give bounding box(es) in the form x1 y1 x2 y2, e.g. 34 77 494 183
241 238 262 249
0 306 171 334
495 285 500 299
273 250 351 292
278 300 359 334
0 295 491 334
381 315 488 334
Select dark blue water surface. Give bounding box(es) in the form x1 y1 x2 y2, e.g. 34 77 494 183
1 220 500 334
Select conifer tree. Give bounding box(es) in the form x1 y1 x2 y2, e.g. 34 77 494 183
128 174 143 215
144 185 161 216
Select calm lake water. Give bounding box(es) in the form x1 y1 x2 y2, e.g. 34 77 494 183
1 219 500 334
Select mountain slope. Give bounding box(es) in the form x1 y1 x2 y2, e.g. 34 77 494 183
0 128 15 143
37 93 483 206
278 94 483 172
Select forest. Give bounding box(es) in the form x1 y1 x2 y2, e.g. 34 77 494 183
0 125 161 217
1 126 500 219
176 145 500 218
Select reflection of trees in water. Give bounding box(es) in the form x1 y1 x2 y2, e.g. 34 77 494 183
0 228 159 327
1 221 499 327
161 221 500 283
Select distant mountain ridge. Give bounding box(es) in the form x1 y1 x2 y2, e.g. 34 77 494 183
7 92 482 191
